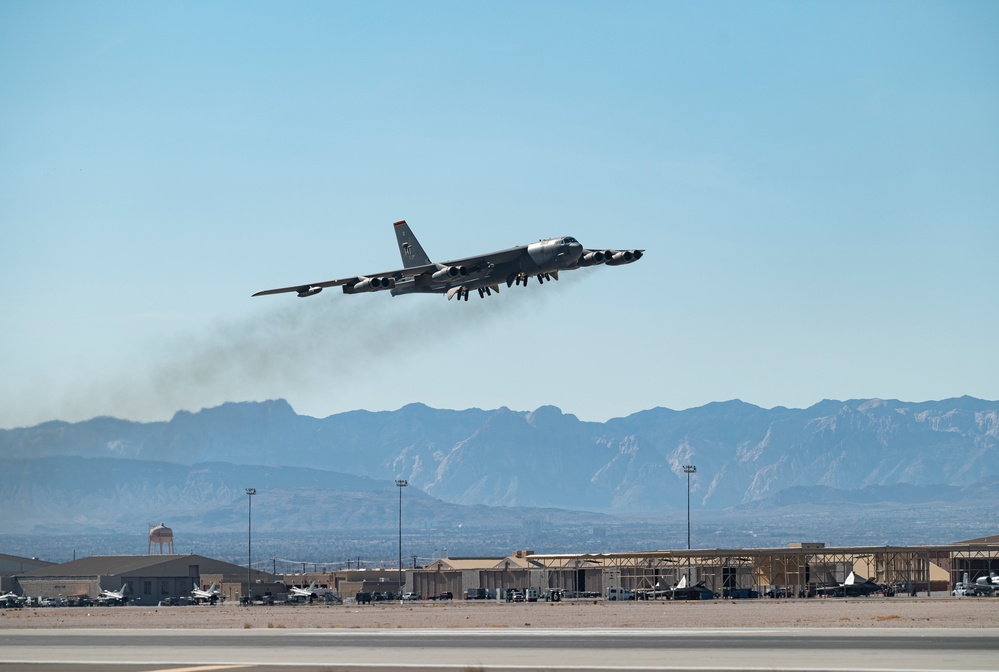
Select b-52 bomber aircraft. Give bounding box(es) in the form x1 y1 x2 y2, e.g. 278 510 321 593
253 220 643 302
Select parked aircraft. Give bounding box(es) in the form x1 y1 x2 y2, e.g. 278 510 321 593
98 586 128 604
191 581 220 603
960 572 997 596
975 572 999 589
664 575 715 600
816 571 883 597
0 591 24 608
289 581 330 601
252 220 643 302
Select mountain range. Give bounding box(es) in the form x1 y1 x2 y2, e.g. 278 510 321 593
1 396 997 535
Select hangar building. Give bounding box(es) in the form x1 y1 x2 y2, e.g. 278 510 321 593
0 553 53 595
18 554 276 606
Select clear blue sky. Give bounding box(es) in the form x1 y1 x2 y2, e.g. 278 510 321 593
2 1 997 428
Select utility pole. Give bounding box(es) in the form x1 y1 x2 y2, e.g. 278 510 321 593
245 487 256 605
683 465 696 586
396 479 408 602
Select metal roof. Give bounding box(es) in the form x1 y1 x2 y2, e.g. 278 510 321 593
424 555 539 571
527 542 999 561
0 553 54 574
19 554 251 578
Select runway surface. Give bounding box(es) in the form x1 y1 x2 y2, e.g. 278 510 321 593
2 627 998 671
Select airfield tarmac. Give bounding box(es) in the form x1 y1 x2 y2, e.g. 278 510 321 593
1 595 998 629
3 599 999 671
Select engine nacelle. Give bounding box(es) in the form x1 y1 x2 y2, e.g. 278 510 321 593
347 276 396 293
296 286 323 297
579 250 610 266
431 265 468 282
606 250 643 265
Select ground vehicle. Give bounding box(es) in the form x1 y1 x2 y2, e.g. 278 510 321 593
438 591 453 601
952 583 978 597
607 587 634 601
402 592 418 601
544 589 564 602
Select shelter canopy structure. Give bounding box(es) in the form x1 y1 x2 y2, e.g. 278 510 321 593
522 542 993 597
409 541 999 599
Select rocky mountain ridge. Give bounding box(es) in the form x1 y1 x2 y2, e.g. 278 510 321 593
2 397 997 523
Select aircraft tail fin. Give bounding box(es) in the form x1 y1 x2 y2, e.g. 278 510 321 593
393 220 432 268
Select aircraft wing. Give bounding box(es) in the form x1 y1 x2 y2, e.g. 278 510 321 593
251 246 530 298
252 263 437 298
253 278 355 298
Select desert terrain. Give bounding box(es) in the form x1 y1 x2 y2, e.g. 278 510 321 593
1 597 996 630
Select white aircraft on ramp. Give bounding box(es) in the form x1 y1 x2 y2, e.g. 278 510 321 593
190 582 220 603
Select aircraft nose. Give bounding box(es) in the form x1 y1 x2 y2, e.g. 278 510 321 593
565 241 583 265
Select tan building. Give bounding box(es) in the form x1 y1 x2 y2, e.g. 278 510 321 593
281 569 402 602
410 550 598 599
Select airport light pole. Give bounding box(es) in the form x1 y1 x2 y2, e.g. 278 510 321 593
396 479 407 602
683 465 696 586
246 487 256 605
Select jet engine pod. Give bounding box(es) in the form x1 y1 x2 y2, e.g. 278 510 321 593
348 276 396 293
296 286 323 297
431 265 468 282
606 250 642 265
579 250 607 266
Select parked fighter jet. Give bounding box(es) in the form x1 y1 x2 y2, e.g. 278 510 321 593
97 586 129 605
976 572 999 587
253 220 643 302
190 581 220 603
816 571 883 597
0 591 24 608
289 581 331 602
664 574 715 600
974 572 998 595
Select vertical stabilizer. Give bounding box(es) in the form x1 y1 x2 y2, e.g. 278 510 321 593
394 220 432 268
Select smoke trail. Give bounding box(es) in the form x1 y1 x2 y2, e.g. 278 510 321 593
24 274 581 426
